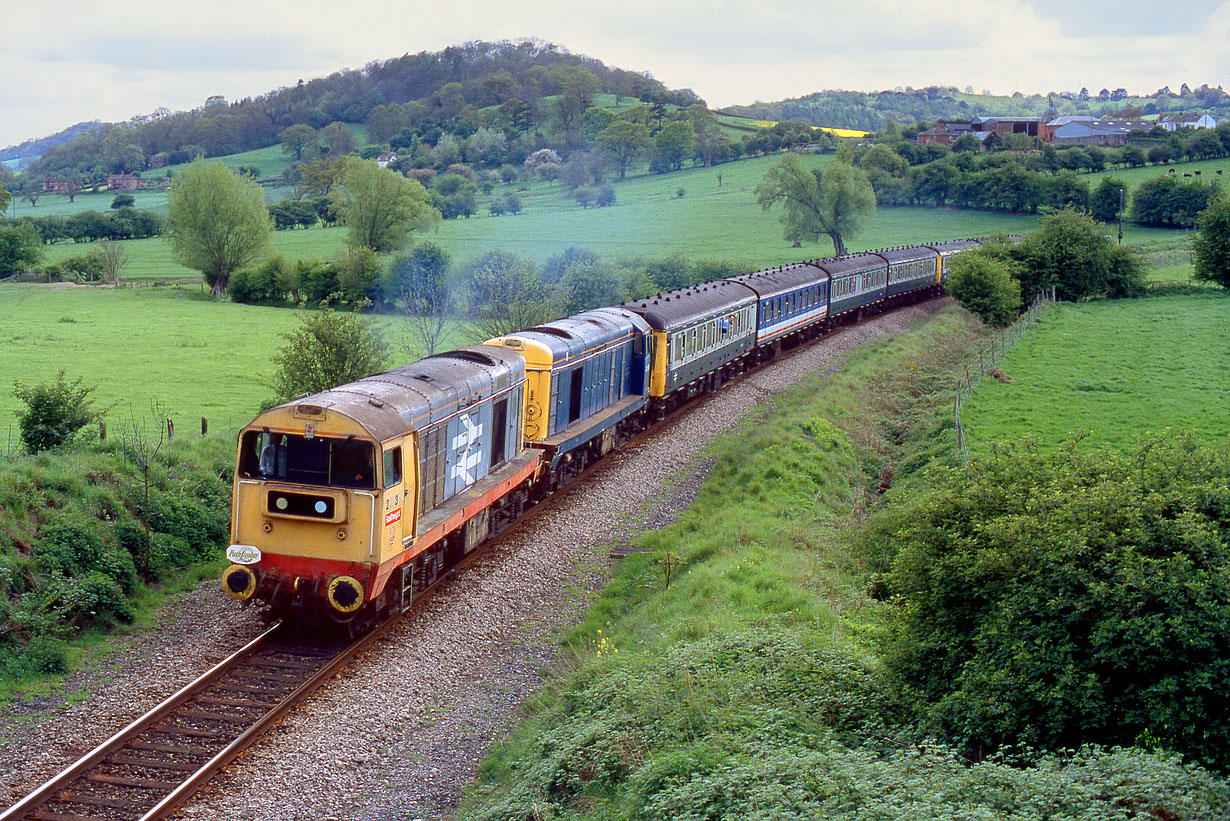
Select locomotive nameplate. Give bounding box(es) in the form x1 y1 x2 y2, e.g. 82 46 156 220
226 544 262 564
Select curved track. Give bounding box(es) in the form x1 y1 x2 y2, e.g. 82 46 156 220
0 621 396 821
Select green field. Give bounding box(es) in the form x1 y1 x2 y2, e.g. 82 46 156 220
0 285 464 441
1084 156 1230 195
959 292 1230 452
32 151 1182 281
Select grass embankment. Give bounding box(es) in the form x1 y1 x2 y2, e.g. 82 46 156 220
458 307 1227 818
0 432 235 699
959 291 1230 452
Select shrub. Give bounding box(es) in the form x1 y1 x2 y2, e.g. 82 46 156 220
13 371 99 453
877 432 1230 771
596 184 616 207
1194 190 1230 287
110 193 135 209
944 253 1022 325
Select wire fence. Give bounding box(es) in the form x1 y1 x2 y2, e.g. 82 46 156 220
954 288 1057 464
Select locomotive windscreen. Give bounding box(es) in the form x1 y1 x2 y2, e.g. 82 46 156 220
239 431 376 489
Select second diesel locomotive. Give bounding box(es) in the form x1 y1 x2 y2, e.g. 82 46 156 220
221 240 980 627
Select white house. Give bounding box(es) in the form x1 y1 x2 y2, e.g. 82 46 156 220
1159 112 1218 131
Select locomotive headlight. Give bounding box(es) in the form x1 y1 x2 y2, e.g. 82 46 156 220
326 575 364 613
221 565 257 600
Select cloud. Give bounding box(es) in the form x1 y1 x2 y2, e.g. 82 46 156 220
0 0 1227 147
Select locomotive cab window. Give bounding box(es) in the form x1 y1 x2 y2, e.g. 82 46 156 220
239 431 376 490
383 447 402 488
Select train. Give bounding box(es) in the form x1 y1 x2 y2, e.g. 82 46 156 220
221 239 981 628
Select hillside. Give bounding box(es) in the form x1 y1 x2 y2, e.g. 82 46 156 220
723 85 1230 132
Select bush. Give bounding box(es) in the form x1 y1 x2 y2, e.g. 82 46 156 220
876 432 1230 771
110 193 135 209
13 371 99 453
596 184 616 207
1194 190 1230 287
944 254 1022 325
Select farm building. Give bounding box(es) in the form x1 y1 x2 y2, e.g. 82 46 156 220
1158 112 1218 131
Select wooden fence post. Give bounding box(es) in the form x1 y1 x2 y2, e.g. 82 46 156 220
201 417 208 436
167 418 174 440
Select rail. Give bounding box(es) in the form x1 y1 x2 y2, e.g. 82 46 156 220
0 617 400 821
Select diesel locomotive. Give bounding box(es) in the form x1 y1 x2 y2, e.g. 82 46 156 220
222 240 980 627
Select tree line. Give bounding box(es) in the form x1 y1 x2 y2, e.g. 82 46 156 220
846 123 1229 228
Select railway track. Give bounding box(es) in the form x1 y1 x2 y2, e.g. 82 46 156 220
0 620 396 821
1 293 946 820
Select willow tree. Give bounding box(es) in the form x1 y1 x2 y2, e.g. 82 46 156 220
165 158 271 297
755 154 875 257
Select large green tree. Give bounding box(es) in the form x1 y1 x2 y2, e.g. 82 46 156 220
755 155 876 256
596 121 651 179
165 158 272 297
331 158 440 253
0 223 43 275
1194 191 1230 287
1014 209 1144 301
279 124 318 161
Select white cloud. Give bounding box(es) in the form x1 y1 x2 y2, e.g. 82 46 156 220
0 0 1227 148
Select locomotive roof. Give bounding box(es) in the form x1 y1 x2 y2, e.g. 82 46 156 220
622 280 757 331
260 345 526 442
493 308 642 363
725 262 829 299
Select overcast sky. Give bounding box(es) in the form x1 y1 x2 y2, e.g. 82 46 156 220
2 0 1228 149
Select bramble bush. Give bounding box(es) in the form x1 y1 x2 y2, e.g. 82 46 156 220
13 371 99 454
869 431 1230 771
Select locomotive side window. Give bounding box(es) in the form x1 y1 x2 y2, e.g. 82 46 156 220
383 446 402 488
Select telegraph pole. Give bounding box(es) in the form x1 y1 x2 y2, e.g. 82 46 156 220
1117 187 1124 245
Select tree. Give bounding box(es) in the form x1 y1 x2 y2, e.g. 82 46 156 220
597 121 652 180
331 157 440 253
875 433 1230 771
318 121 356 157
430 173 478 219
21 177 44 207
1090 177 1126 223
13 371 98 453
0 223 44 275
1132 176 1213 228
95 240 130 284
754 155 876 256
388 241 456 356
270 308 389 401
111 193 135 209
1193 191 1230 286
944 253 1022 325
0 185 10 214
165 158 272 297
524 148 562 184
466 251 557 339
279 124 318 161
1014 209 1144 301
650 121 694 173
